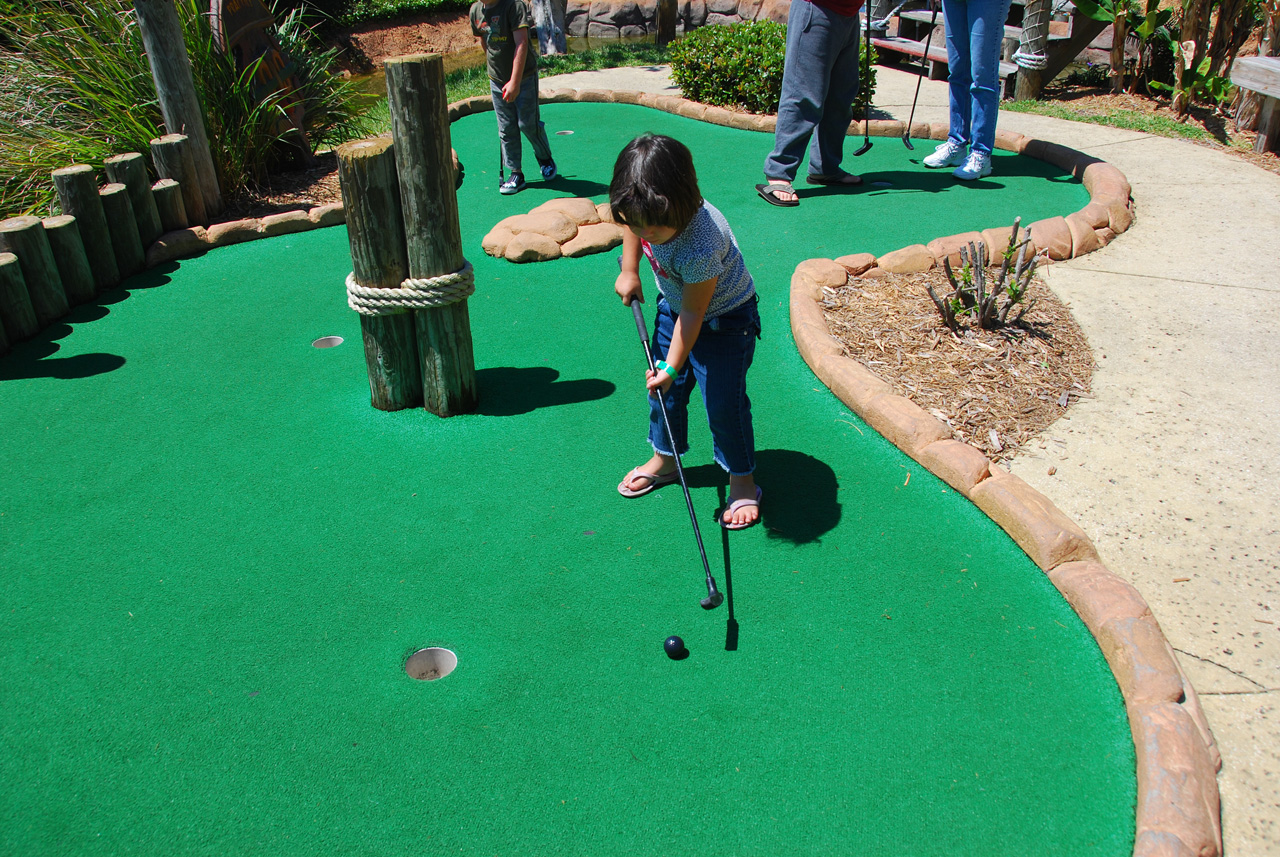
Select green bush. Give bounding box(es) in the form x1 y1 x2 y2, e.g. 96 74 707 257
669 21 876 116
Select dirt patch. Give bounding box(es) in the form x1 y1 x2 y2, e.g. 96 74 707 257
335 11 477 71
820 270 1095 462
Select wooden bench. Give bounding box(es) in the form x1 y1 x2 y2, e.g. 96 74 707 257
870 35 1020 98
1230 56 1280 154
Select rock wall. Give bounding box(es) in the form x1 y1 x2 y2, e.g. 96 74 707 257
564 0 791 41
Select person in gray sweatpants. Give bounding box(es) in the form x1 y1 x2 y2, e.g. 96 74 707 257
758 0 865 207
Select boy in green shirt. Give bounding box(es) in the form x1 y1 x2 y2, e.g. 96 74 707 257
470 0 557 194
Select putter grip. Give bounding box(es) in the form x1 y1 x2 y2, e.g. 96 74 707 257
631 300 651 352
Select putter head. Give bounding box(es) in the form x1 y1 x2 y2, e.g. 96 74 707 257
902 135 915 151
701 589 725 610
853 139 873 157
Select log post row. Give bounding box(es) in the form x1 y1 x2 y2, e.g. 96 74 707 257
384 54 478 417
99 183 146 279
337 137 424 411
151 178 189 233
104 152 164 246
0 252 39 343
151 134 207 226
0 216 69 327
42 216 96 306
53 164 120 293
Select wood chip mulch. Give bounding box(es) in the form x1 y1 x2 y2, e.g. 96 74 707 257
819 270 1095 461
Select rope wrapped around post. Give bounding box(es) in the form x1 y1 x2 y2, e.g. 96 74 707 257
346 260 475 316
1013 0 1051 70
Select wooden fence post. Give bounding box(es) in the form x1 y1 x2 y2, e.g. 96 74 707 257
53 165 120 293
152 179 189 233
99 184 146 279
384 54 478 417
151 134 208 226
42 216 96 306
0 216 70 327
0 252 39 343
105 152 164 246
133 0 222 217
337 136 424 411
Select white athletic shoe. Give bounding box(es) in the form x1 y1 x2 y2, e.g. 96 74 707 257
953 151 993 181
922 139 966 168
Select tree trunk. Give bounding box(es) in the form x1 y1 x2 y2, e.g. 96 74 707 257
384 54 478 417
53 164 120 293
1173 0 1209 114
532 0 568 55
656 0 677 46
42 215 97 306
104 152 164 247
336 136 424 412
133 0 222 217
0 217 68 327
1111 14 1127 94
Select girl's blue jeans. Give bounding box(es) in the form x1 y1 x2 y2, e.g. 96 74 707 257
941 0 1013 156
647 295 761 476
490 73 554 176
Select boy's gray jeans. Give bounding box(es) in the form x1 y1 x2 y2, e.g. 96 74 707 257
491 73 554 176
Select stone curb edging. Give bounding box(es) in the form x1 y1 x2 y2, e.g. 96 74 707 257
144 202 347 268
457 86 1224 856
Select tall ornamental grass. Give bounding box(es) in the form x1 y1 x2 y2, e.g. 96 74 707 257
0 0 369 216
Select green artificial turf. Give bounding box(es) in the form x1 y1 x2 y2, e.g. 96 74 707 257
0 103 1133 856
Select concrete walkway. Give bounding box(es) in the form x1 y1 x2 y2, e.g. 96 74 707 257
542 63 1280 855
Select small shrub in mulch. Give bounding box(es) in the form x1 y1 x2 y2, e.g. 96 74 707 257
820 271 1095 461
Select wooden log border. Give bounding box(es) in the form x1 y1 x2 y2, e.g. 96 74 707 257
448 87 1219 857
1 91 1224 857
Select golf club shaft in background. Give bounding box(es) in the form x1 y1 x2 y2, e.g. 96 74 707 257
854 6 873 156
903 0 941 150
630 300 723 610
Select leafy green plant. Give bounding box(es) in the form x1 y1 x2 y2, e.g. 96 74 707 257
669 21 876 116
0 0 369 216
926 218 1038 332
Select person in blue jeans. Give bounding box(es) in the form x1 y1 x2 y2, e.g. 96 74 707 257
757 0 865 207
470 0 556 194
612 134 763 530
922 0 1014 180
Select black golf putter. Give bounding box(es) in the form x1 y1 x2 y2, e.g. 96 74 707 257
903 0 942 150
630 300 724 610
853 3 874 157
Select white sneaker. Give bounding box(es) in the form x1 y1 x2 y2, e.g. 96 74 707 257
953 151 992 180
923 140 966 168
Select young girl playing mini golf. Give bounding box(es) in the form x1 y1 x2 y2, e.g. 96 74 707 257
611 134 763 530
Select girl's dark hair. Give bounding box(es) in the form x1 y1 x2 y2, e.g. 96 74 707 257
609 134 703 234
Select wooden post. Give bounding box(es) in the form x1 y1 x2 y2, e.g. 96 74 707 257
1013 0 1050 100
655 0 677 46
0 252 39 342
151 178 189 232
151 134 208 226
384 54 477 417
105 152 164 246
53 164 120 293
42 216 97 306
0 216 70 327
133 0 222 217
337 137 424 411
99 184 146 279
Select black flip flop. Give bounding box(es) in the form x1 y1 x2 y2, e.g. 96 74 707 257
807 172 863 186
756 182 799 207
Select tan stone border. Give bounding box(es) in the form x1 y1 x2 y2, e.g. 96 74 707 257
145 203 347 267
456 86 1226 857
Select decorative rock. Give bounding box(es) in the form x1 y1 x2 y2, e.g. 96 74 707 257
968 468 1099 570
1097 614 1187 705
145 227 209 267
676 101 708 121
482 225 516 258
792 319 843 365
1082 161 1132 201
504 231 562 262
980 226 1017 261
533 197 600 225
576 88 615 103
928 122 950 141
206 219 262 247
1077 201 1112 229
1095 226 1117 246
1048 561 1151 635
1065 212 1101 257
1131 702 1223 857
834 252 876 276
1023 138 1085 174
868 119 905 138
861 393 952 459
596 202 615 223
610 90 642 105
1105 196 1134 233
794 258 848 289
918 439 991 494
993 129 1027 153
507 210 579 244
926 231 985 268
877 243 934 274
858 266 888 279
702 105 739 127
561 222 624 257
309 203 346 227
1027 216 1073 261
906 120 931 141
1133 830 1199 857
260 210 315 237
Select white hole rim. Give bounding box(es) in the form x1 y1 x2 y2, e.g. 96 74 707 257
312 335 344 349
405 647 458 681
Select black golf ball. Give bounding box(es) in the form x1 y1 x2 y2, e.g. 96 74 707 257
664 635 686 658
